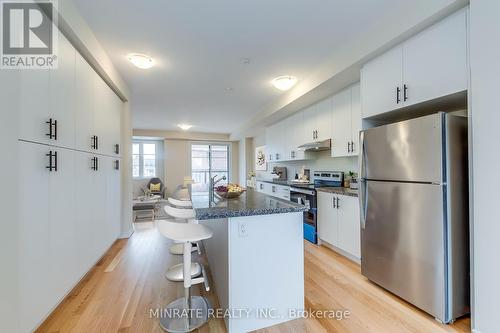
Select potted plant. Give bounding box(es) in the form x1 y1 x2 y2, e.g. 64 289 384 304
349 171 359 189
345 171 357 188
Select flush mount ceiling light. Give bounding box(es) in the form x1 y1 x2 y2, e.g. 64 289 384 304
127 53 154 69
177 124 193 131
271 76 298 91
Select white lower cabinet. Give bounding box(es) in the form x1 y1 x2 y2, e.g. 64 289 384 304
317 191 360 259
269 184 290 200
255 181 290 200
18 141 120 332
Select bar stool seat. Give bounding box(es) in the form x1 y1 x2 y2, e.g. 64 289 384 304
164 204 199 256
168 197 193 208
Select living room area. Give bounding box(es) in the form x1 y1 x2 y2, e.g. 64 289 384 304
131 132 239 223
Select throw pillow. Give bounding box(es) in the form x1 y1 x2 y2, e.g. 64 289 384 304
150 183 161 192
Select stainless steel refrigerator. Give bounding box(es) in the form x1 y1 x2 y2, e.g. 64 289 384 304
359 112 469 323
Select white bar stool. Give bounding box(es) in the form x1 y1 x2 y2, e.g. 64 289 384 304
164 204 200 257
157 220 213 332
168 197 193 208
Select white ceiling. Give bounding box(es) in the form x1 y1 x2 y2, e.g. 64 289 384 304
73 0 418 134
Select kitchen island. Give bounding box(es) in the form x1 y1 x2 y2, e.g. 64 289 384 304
191 188 307 333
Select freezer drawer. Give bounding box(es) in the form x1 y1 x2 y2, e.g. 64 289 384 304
361 180 448 321
361 113 444 183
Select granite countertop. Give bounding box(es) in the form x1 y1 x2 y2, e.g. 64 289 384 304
316 187 359 197
191 188 307 220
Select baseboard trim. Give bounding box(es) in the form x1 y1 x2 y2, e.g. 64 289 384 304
318 239 361 265
119 228 134 239
471 329 482 333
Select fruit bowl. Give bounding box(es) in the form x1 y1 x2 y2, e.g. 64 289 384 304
214 184 246 199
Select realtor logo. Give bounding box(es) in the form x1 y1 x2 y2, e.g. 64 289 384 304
1 0 58 69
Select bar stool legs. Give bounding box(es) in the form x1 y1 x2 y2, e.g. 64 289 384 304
160 242 210 333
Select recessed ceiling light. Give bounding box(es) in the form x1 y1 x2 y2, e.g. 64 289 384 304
177 124 193 131
271 76 298 91
225 87 233 92
127 53 154 69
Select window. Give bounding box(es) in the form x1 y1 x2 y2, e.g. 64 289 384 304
191 144 229 194
132 141 159 178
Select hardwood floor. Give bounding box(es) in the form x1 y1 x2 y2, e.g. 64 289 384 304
37 222 471 333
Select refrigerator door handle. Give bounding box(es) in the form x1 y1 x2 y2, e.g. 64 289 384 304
359 131 367 229
359 131 366 178
360 178 367 229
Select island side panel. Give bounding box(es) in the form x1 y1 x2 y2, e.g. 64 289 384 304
228 212 304 333
200 218 230 325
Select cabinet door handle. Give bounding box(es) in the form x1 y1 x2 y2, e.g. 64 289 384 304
91 135 99 150
46 151 53 171
347 142 351 153
114 144 120 154
396 86 401 104
336 197 340 209
45 118 57 140
53 151 58 171
91 157 99 171
114 160 120 170
332 196 336 208
46 119 53 139
45 151 58 171
403 84 408 102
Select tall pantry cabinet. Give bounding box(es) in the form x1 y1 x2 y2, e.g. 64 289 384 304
7 30 123 332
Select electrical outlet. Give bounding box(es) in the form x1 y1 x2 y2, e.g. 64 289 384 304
238 222 248 237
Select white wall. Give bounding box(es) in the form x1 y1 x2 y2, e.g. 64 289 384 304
469 1 500 332
120 102 133 238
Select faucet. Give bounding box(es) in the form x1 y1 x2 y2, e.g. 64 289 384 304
209 175 227 202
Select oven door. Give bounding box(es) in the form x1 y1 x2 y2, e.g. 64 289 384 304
290 188 317 243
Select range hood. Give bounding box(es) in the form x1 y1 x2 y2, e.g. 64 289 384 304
297 139 331 152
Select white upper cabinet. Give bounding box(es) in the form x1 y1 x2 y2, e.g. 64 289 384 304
361 46 403 118
350 83 362 155
402 9 467 107
331 87 352 157
302 104 317 142
75 53 96 152
331 83 362 157
18 58 50 145
302 99 332 142
285 112 308 161
315 97 333 141
48 33 76 149
75 52 122 156
16 37 77 146
361 8 467 118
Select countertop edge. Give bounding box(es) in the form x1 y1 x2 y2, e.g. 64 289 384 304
316 187 359 197
194 206 307 221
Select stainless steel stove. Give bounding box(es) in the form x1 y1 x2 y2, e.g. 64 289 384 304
289 171 344 244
